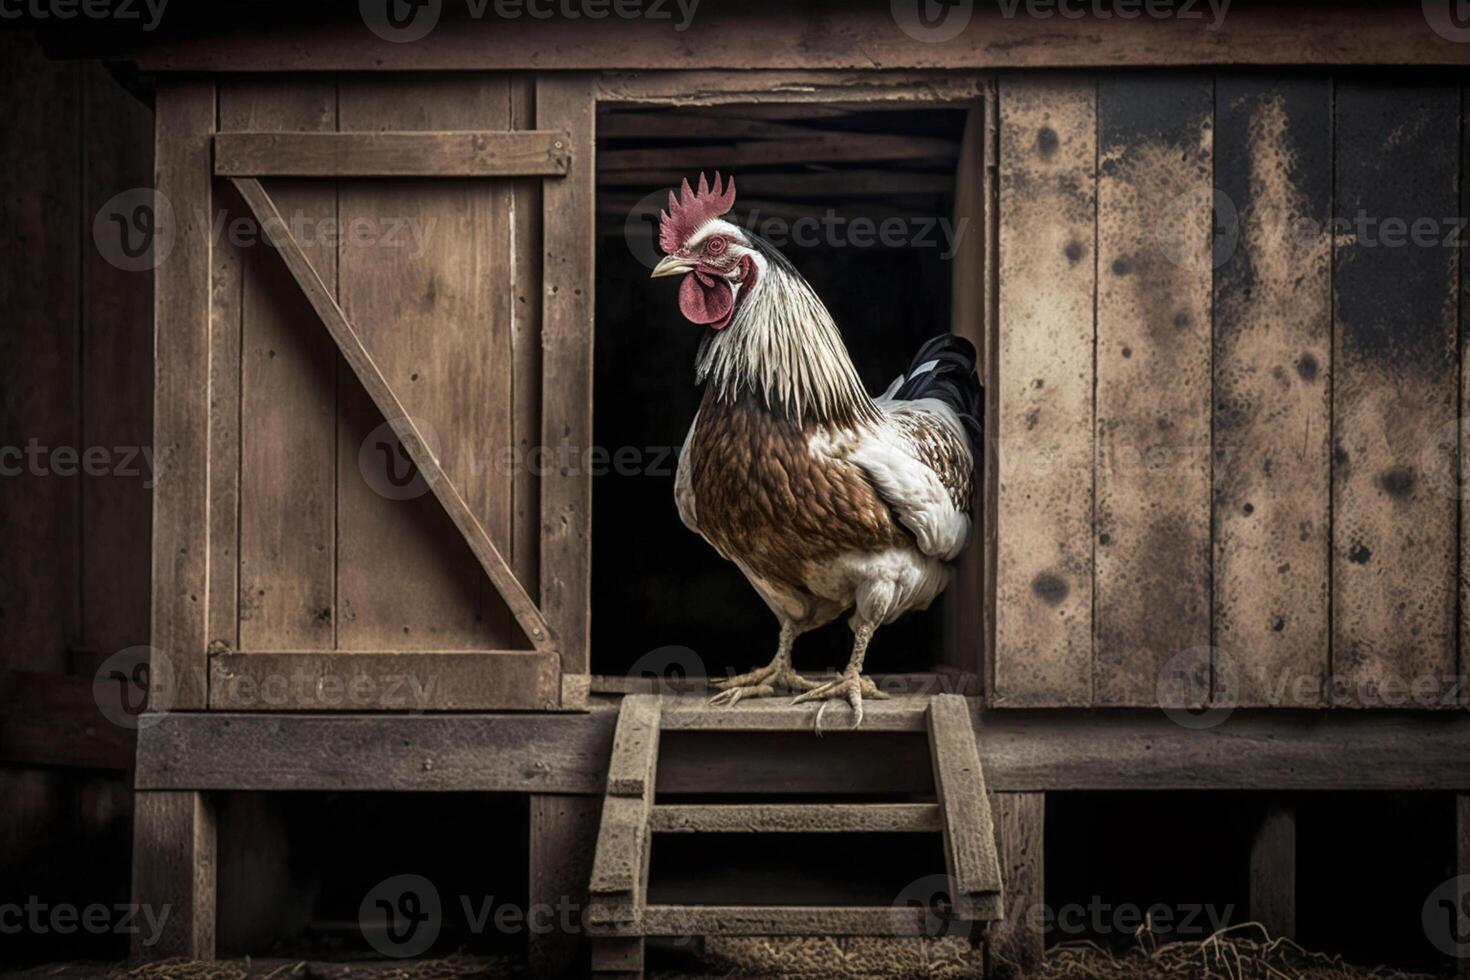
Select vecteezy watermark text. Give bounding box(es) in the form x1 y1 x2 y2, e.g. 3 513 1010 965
360 0 699 44
0 0 167 31
0 898 171 947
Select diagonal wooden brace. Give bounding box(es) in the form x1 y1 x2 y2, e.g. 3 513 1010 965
230 176 557 654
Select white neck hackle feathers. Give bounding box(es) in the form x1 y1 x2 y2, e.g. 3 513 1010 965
694 243 880 429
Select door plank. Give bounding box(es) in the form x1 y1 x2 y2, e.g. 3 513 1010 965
335 75 520 652
222 78 340 655
995 76 1096 706
214 130 571 177
1332 80 1459 707
231 177 552 654
1212 77 1332 707
150 78 216 709
1094 76 1214 706
538 75 597 680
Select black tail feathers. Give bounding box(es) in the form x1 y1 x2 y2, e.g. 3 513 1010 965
892 333 984 453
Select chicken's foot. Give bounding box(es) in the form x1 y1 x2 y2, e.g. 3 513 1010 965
791 622 888 732
708 623 819 706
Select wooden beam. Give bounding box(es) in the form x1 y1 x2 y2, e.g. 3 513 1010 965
131 791 216 961
228 177 556 656
606 693 660 796
598 70 989 105
537 76 596 686
598 133 959 172
530 794 601 978
1249 802 1296 940
121 9 1470 73
639 903 1000 937
929 696 1004 902
214 130 571 177
990 793 1045 978
151 77 214 710
650 803 941 834
208 651 561 711
133 707 1470 795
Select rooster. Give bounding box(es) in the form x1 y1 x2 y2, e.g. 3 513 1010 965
651 173 982 731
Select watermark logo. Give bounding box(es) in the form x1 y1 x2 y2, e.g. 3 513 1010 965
893 874 966 939
0 0 168 31
1156 645 1235 730
361 0 443 42
93 188 174 273
93 645 173 730
1422 875 1470 958
358 417 444 501
1423 0 1470 42
627 644 705 691
360 874 442 958
1155 186 1239 270
891 0 973 42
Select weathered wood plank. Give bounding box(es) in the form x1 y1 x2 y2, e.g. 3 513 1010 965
127 10 1470 73
1213 77 1332 708
538 75 597 685
600 133 958 172
591 936 644 974
607 694 660 797
650 803 941 834
150 77 215 709
928 695 1003 899
994 76 1096 706
133 707 1470 794
1248 802 1296 940
509 78 543 643
131 791 216 961
660 698 930 732
1332 80 1459 707
215 130 571 177
530 794 600 977
989 792 1044 978
589 696 661 936
598 70 988 105
222 77 339 656
1093 75 1214 706
943 102 986 679
639 903 999 937
230 176 552 656
136 711 615 793
335 75 522 655
208 651 560 710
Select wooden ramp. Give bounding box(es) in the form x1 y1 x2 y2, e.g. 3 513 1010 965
585 694 1003 978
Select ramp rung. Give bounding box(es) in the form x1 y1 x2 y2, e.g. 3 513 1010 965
649 803 941 834
641 903 990 937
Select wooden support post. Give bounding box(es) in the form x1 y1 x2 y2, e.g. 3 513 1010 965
989 792 1044 977
1249 802 1296 941
131 791 216 961
530 794 601 978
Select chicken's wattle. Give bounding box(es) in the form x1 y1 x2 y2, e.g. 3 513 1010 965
679 269 734 329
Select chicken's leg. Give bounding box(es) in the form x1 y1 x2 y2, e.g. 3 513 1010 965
791 620 889 732
709 621 820 706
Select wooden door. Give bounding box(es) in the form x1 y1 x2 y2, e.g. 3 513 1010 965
150 73 595 711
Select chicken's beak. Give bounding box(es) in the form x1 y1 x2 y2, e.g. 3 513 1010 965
650 255 693 279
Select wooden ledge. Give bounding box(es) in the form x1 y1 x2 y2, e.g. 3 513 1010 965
133 706 1470 795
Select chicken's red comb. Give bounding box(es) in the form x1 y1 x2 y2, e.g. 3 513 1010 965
658 172 737 254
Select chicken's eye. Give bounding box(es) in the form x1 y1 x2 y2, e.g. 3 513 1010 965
705 235 728 256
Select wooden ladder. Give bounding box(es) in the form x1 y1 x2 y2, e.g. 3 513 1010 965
585 693 1004 978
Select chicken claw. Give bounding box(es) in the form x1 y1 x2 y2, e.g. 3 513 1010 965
791 672 890 733
708 660 820 707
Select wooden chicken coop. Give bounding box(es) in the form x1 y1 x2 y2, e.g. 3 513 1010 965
92 2 1470 976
